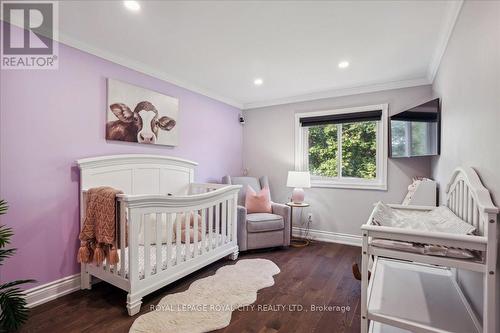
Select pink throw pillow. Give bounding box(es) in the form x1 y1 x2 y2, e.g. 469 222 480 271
173 213 203 244
245 185 272 214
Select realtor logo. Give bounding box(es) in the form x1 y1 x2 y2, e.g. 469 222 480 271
1 1 58 69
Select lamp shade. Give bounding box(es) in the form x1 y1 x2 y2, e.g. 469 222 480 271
286 171 311 188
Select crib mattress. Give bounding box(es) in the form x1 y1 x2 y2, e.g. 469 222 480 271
369 202 479 260
112 234 224 279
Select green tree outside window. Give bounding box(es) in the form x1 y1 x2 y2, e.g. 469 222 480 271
308 121 377 179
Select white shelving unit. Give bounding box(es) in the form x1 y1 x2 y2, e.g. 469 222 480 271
370 322 412 333
367 258 481 333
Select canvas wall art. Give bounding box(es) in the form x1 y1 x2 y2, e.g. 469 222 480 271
106 79 179 146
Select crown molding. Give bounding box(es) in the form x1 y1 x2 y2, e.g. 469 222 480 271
427 0 464 83
57 31 245 109
4 2 457 112
55 31 433 111
242 77 431 110
3 19 244 109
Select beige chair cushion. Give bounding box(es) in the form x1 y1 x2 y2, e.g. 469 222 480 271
246 213 284 232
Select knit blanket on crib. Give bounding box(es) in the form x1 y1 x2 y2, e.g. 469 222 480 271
77 186 123 265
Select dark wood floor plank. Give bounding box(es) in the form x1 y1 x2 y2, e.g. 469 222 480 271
21 241 361 333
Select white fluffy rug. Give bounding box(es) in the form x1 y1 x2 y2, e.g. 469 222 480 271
129 259 280 333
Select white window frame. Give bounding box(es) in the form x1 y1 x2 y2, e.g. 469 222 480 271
294 104 388 190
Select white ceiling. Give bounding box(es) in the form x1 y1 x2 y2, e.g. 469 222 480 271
55 1 462 109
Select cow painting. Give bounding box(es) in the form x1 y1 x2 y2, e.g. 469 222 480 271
106 79 179 146
106 101 176 144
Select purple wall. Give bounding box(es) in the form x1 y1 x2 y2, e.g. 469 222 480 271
0 35 243 287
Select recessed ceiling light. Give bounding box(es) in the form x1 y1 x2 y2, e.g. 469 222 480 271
124 1 141 11
338 61 350 69
254 78 263 86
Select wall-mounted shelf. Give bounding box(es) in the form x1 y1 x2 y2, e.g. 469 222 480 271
367 258 481 333
370 322 411 333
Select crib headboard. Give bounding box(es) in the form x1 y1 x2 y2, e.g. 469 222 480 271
76 154 197 195
445 167 498 236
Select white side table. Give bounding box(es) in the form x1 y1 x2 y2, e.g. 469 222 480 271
286 202 310 247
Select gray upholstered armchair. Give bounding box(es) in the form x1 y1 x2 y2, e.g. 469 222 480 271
222 176 291 251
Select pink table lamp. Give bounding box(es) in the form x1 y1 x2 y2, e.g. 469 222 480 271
287 171 311 203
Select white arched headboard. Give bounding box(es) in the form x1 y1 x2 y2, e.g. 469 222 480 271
76 154 197 195
445 167 498 236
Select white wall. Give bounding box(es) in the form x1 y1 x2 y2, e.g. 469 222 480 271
243 85 434 238
431 0 500 325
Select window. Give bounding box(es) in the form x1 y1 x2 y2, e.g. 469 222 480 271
295 104 388 190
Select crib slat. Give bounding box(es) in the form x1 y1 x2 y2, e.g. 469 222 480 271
454 191 458 212
463 186 469 221
113 244 119 275
467 193 473 224
457 182 461 217
144 214 151 279
156 213 162 274
185 211 191 260
478 209 484 235
227 200 232 243
104 256 109 272
465 184 469 219
129 211 140 282
473 206 479 229
232 194 238 242
458 181 463 218
208 206 213 250
176 213 182 264
166 214 173 268
221 200 227 244
215 204 220 248
120 203 126 277
201 208 206 254
450 191 454 212
193 210 199 258
462 182 467 219
460 183 464 218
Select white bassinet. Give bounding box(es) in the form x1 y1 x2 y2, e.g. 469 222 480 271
360 167 498 333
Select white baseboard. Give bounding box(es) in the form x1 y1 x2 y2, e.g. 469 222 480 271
23 229 359 308
293 227 362 247
25 274 81 308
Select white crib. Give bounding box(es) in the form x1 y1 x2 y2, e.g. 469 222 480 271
76 154 241 316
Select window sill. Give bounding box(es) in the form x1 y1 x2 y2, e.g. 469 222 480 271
311 179 387 191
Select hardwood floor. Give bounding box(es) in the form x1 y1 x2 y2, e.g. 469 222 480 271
21 242 361 333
